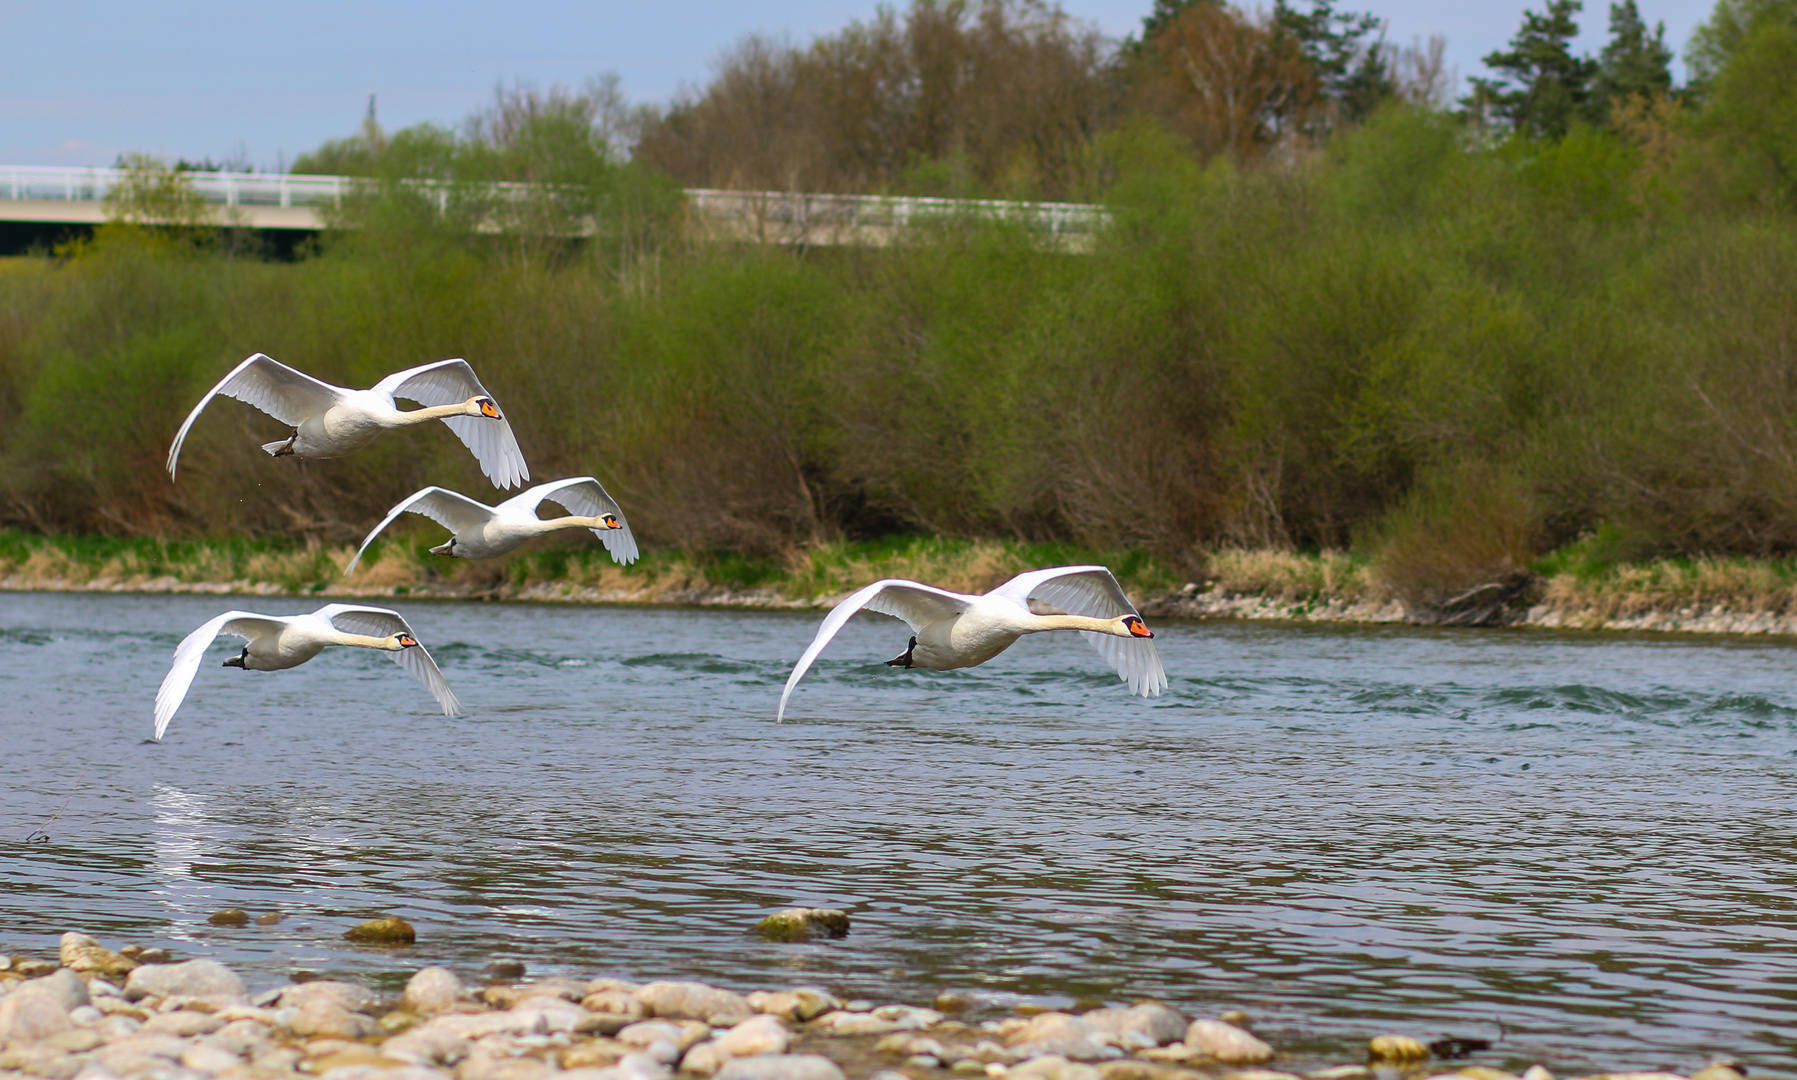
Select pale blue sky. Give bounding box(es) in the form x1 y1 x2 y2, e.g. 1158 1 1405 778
0 0 1718 170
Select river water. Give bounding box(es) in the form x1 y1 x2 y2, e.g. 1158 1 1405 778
1 591 1794 1076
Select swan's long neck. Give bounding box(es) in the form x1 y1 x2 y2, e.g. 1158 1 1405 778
393 402 476 425
1026 613 1127 635
537 515 612 532
329 631 402 651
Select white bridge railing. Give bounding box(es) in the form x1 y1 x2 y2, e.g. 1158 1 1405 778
0 165 1110 246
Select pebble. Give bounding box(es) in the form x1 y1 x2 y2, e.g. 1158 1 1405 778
204 910 249 928
1186 1018 1275 1065
122 961 246 1005
0 931 1749 1080
343 915 417 945
403 966 465 1014
754 908 851 942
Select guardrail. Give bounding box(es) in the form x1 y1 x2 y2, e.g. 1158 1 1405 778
0 165 1110 247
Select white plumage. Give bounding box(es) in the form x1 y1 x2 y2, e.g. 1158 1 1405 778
344 476 639 574
153 603 461 740
777 565 1167 721
166 353 529 489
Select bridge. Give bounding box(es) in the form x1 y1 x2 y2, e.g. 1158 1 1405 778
0 165 1108 252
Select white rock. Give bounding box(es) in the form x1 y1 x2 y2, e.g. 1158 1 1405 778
204 1018 274 1055
510 998 589 1034
1520 1068 1554 1080
287 1000 380 1039
1185 1019 1274 1065
809 1011 911 1036
747 989 840 1023
68 1006 104 1026
636 982 753 1026
715 1054 847 1080
714 1015 790 1058
403 967 465 1014
0 969 90 1043
278 980 384 1014
1007 1055 1104 1080
873 1005 943 1027
93 1015 142 1041
619 1019 711 1052
1081 1003 1186 1047
179 1042 244 1073
141 1011 225 1036
383 1027 472 1066
1005 1013 1117 1062
426 1011 547 1039
319 1067 452 1080
124 961 247 1005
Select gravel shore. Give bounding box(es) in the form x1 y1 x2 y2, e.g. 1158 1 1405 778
0 931 1763 1080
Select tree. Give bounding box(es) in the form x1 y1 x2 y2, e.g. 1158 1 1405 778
1135 2 1320 160
1592 1 1674 116
1687 0 1797 88
1697 17 1797 206
1465 0 1599 139
1273 0 1395 124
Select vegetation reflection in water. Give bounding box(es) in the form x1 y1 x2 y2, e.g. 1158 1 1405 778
2 592 1795 1076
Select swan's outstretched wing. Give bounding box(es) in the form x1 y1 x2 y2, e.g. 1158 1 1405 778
315 604 463 716
777 580 973 722
991 566 1167 697
167 353 345 478
345 487 498 575
373 359 529 489
503 476 640 566
153 611 289 740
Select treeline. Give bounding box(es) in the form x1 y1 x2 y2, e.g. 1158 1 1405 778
3 0 1797 602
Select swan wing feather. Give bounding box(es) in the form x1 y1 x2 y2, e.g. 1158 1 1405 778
315 604 463 716
166 353 345 478
991 565 1168 697
375 358 528 489
153 610 288 740
776 580 971 721
505 476 639 566
345 487 497 576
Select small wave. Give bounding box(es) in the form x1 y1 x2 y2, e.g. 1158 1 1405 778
0 628 53 646
1485 684 1688 716
621 653 760 675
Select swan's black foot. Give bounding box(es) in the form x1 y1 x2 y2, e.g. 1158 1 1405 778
222 647 247 669
272 432 298 457
885 636 917 669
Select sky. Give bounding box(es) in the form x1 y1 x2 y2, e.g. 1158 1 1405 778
0 0 1719 171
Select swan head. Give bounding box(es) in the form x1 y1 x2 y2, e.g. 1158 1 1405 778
389 632 420 651
1121 615 1154 639
601 513 622 530
469 396 501 419
430 537 458 557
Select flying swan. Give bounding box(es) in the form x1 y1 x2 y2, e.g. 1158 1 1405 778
166 353 529 489
777 565 1168 721
344 476 640 575
154 603 462 740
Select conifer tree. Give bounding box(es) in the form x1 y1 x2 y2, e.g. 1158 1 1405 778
1465 0 1599 139
1593 0 1674 115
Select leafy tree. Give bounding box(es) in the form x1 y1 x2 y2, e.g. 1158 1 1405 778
1465 0 1600 139
1687 0 1797 88
1135 2 1320 160
1697 16 1797 206
1273 0 1395 124
1592 1 1674 116
1136 0 1222 44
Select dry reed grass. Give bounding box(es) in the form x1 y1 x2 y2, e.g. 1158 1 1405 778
1540 558 1797 620
1203 548 1370 602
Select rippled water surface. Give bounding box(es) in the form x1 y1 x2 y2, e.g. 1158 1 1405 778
4 591 1796 1075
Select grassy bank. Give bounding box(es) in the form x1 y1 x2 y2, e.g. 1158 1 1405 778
13 528 1797 637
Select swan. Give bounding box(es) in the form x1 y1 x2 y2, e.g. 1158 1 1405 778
777 565 1167 721
153 603 461 740
344 476 640 574
166 353 529 489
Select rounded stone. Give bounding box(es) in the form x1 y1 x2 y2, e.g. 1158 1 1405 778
754 909 850 943
402 966 464 1014
208 909 251 927
716 1054 848 1080
1185 1019 1274 1065
343 916 416 945
254 912 285 926
484 959 527 981
124 959 248 1004
1367 1035 1430 1065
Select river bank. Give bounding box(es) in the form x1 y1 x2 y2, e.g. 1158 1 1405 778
9 532 1797 638
0 931 1764 1080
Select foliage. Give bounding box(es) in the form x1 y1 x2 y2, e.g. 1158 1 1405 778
1465 0 1600 139
1593 1 1674 114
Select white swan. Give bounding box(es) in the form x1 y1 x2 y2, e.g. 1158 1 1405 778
166 353 529 489
344 476 640 574
154 603 461 740
777 565 1167 721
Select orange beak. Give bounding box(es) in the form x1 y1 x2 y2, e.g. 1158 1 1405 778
1127 618 1154 639
602 515 621 529
397 634 419 648
479 401 500 419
